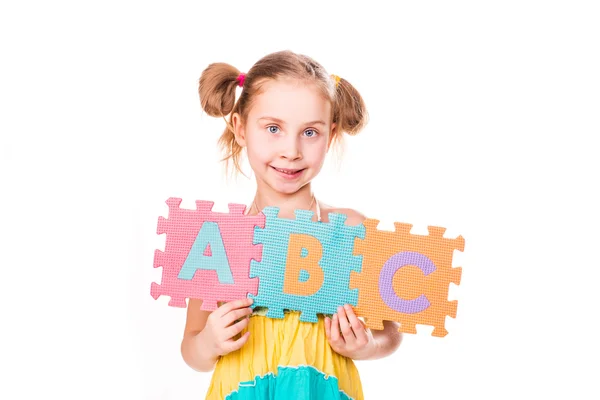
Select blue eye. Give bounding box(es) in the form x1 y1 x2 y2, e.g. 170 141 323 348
304 129 317 137
268 126 280 134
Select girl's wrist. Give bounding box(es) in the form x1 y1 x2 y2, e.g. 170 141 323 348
352 335 380 361
369 336 382 359
193 330 220 366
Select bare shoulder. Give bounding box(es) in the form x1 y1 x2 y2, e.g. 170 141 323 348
319 202 366 226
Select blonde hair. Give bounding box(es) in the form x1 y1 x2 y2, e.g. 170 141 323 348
198 50 368 176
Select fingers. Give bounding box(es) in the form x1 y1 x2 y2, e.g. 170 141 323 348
337 306 355 342
223 314 251 339
215 297 253 318
222 305 254 327
209 298 253 330
330 313 342 343
344 304 368 342
326 305 373 358
223 331 251 354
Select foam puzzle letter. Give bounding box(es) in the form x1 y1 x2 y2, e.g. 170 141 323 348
151 198 264 310
379 251 435 314
283 234 324 296
350 220 463 337
250 207 365 322
152 198 465 337
178 221 234 284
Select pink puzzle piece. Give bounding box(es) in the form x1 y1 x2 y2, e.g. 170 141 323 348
151 197 265 310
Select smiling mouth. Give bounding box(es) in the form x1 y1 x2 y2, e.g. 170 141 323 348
271 166 305 175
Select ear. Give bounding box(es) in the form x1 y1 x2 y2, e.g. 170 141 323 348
327 122 337 150
232 112 246 147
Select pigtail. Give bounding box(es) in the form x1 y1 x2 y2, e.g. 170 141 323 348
333 77 369 136
198 62 242 117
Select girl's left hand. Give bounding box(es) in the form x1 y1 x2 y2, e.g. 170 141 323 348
324 304 377 360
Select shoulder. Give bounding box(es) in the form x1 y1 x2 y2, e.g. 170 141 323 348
320 203 366 226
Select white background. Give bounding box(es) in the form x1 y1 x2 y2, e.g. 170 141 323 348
1 1 599 399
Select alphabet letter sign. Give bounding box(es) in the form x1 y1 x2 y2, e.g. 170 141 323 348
151 198 465 337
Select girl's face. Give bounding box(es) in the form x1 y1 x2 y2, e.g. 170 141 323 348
234 78 334 195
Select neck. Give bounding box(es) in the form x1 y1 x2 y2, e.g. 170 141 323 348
250 183 317 219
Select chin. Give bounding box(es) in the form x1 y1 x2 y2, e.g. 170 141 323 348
269 177 312 195
271 182 306 195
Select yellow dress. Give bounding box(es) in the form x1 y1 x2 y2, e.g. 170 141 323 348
204 310 364 399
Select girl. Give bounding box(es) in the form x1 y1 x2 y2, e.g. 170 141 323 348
181 50 403 399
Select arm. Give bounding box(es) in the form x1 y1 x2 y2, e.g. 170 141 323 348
180 299 218 372
362 320 403 360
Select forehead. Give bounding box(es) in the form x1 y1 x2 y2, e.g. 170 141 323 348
248 78 332 122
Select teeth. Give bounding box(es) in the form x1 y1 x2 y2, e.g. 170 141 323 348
275 167 299 174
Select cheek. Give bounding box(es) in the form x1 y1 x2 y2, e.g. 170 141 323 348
247 146 266 166
246 131 266 157
246 139 274 167
305 142 328 165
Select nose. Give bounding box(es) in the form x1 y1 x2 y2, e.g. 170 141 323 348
279 135 302 160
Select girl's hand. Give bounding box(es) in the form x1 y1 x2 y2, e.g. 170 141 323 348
324 304 377 360
199 298 254 358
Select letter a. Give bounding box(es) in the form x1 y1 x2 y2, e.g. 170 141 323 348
178 221 234 284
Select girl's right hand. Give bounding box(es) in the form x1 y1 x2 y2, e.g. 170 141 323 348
200 297 254 358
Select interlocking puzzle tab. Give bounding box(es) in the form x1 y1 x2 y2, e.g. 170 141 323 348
349 220 464 337
249 207 365 323
150 197 265 310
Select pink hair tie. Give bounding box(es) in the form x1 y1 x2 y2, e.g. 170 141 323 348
236 73 246 87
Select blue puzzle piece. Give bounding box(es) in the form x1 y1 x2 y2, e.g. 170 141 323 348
249 207 366 323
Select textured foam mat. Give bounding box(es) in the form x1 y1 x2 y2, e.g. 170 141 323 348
151 198 465 337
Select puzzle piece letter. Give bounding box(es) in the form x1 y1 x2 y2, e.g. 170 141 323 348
250 208 365 322
379 251 435 314
150 198 265 310
283 234 324 296
350 220 463 337
178 221 234 284
151 197 466 338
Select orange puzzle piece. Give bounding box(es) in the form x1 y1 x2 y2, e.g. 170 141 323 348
350 219 464 337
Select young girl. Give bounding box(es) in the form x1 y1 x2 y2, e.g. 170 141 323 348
181 50 403 399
